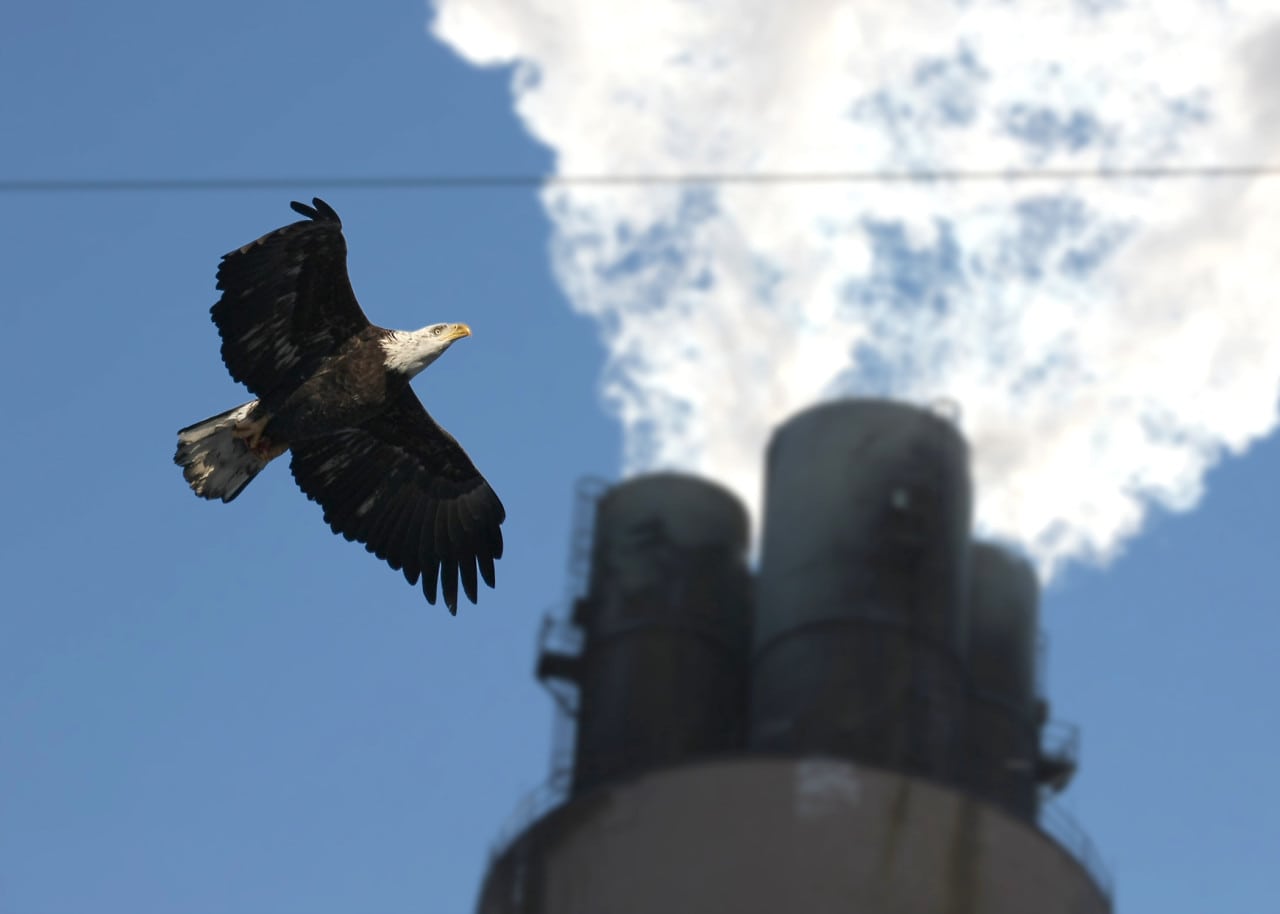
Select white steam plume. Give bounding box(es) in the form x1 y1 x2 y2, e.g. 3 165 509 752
430 1 1280 579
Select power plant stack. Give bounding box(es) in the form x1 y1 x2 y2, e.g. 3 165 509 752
478 399 1111 914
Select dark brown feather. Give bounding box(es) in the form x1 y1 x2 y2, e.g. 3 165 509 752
398 497 428 585
211 198 372 404
288 388 506 612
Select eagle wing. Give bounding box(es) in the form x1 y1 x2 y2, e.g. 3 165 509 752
211 198 371 401
288 388 506 612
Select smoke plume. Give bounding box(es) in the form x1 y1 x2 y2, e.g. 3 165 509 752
430 1 1280 579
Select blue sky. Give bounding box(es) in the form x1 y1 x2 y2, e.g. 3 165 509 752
2 2 1278 912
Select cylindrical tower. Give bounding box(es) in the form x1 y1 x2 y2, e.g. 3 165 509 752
479 405 1112 914
478 759 1111 914
750 399 973 784
966 542 1041 819
570 473 751 794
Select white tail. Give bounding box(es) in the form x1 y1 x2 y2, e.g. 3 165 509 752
174 400 274 502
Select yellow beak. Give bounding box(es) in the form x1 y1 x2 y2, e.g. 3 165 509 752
446 323 472 342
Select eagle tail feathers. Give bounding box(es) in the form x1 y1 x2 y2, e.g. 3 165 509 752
288 197 341 225
174 400 276 503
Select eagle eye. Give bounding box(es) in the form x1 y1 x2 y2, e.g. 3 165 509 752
432 326 443 336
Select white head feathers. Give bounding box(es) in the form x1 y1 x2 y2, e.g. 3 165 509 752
380 323 472 377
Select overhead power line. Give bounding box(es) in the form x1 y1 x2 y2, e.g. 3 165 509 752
3 164 1280 193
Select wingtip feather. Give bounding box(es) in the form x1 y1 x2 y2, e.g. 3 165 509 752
423 561 440 606
287 197 341 226
312 197 340 223
441 558 459 614
460 556 479 605
478 553 496 589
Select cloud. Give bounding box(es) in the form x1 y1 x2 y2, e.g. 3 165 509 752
430 0 1280 579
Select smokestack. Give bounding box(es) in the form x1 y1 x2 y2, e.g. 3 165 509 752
750 399 972 785
966 541 1041 819
480 399 1110 914
556 474 752 794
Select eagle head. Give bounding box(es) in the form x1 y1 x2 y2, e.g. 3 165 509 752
381 323 472 377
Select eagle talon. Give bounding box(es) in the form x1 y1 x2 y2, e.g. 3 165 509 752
256 439 288 461
231 415 271 453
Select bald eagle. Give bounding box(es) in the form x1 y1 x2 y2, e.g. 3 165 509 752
174 198 505 612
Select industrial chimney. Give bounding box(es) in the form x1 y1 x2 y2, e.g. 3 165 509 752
561 473 751 794
750 400 973 784
477 399 1110 914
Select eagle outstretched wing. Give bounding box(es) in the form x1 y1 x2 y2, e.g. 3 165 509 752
288 388 506 612
211 198 371 403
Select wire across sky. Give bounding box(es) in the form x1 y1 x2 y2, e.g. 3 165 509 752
3 164 1280 193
